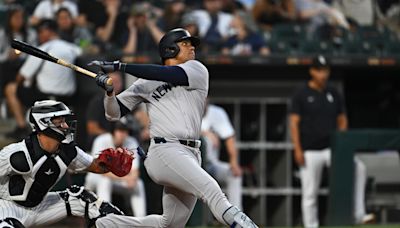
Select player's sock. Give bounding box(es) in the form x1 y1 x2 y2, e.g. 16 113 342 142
222 206 259 228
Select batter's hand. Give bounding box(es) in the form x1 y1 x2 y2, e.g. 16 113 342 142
88 60 121 73
95 71 114 93
294 149 305 167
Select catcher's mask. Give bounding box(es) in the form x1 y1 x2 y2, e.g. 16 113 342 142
29 100 76 143
158 28 200 63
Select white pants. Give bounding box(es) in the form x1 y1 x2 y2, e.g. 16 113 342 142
96 142 233 228
85 173 147 217
0 192 96 227
300 148 367 228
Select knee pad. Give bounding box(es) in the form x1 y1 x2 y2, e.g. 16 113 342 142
222 206 258 228
0 218 24 228
58 185 124 227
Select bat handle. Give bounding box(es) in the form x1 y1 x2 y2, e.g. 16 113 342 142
106 78 113 86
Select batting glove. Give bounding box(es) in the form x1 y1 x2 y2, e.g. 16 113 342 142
88 60 121 73
95 72 114 93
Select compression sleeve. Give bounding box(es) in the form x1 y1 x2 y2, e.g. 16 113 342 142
104 95 122 121
121 63 189 86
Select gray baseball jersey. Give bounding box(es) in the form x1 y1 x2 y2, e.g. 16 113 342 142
97 60 245 227
115 60 209 140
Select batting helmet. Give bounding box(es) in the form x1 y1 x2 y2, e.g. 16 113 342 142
158 28 200 61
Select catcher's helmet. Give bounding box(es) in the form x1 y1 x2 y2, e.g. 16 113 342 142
29 100 76 143
158 28 200 61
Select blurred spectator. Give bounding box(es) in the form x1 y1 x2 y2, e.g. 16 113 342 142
85 119 147 217
180 13 202 54
77 0 126 50
181 13 200 37
119 2 164 55
376 1 400 36
294 0 349 38
332 0 374 26
376 0 399 16
86 71 124 148
55 7 94 51
190 0 233 53
4 19 81 140
252 0 296 29
237 0 257 10
221 0 243 13
222 10 270 56
0 5 37 98
30 0 78 26
156 0 186 32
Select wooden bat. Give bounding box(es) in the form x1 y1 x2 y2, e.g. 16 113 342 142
11 39 112 85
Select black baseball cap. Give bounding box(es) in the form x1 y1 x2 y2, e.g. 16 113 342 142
311 55 329 68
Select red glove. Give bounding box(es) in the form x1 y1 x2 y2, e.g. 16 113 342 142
97 148 134 177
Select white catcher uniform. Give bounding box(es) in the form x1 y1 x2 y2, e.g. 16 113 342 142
202 104 243 210
85 133 147 217
96 60 246 227
0 134 95 227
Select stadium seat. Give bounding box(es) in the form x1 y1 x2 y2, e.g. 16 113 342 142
342 39 362 55
300 40 333 55
352 25 394 56
270 23 305 54
385 40 400 56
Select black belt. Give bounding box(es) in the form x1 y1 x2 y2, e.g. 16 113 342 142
153 137 201 148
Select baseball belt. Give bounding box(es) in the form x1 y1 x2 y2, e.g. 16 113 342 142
153 137 201 148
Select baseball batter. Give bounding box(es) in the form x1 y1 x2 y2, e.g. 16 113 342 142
92 28 258 228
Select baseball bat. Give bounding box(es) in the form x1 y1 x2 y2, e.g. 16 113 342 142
11 39 112 85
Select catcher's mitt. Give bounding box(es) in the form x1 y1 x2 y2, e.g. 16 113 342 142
98 148 134 177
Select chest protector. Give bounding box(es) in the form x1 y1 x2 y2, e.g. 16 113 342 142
9 135 77 207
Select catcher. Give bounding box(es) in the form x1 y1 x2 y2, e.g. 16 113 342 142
0 100 134 228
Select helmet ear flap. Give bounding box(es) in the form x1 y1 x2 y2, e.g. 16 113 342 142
163 43 180 59
166 46 178 57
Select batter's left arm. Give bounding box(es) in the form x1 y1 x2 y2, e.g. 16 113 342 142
92 60 189 85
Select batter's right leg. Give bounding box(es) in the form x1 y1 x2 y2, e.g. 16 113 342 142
97 186 197 228
300 151 325 228
98 143 257 228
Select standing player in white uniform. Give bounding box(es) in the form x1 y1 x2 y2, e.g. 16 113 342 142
91 28 258 228
202 103 243 210
0 100 127 227
85 120 147 217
